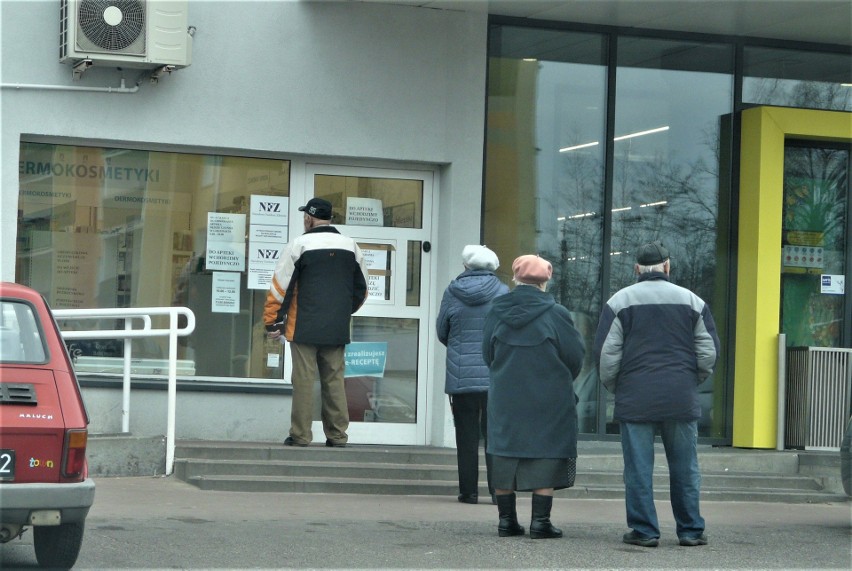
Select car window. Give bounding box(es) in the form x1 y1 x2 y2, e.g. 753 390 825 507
0 300 47 363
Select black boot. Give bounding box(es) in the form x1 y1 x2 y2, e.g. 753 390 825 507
529 494 562 539
496 493 524 537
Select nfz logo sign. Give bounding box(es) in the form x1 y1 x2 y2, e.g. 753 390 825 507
256 248 281 260
258 202 281 213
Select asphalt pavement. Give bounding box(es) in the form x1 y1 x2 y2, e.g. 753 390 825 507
1 475 850 569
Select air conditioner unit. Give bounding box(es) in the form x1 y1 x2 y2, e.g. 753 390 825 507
60 0 192 73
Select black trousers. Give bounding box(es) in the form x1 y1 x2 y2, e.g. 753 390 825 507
450 392 493 496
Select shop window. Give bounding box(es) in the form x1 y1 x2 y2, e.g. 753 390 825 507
16 141 291 382
484 26 607 434
610 37 734 438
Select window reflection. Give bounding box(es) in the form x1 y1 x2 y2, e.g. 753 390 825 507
744 47 851 111
16 142 291 381
485 26 607 433
610 37 734 436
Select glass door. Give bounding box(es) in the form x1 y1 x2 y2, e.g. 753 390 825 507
780 142 850 348
304 164 434 445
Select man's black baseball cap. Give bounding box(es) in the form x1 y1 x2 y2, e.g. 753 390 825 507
636 240 670 265
298 197 333 220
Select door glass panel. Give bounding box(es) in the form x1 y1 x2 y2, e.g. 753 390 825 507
407 241 422 306
781 143 849 347
358 241 395 304
323 316 419 424
313 175 423 228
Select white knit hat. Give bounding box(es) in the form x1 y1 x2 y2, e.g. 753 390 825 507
462 245 499 271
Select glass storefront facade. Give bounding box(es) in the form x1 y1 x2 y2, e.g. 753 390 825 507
17 143 291 380
484 21 851 441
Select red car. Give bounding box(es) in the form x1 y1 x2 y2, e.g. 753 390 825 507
0 282 94 568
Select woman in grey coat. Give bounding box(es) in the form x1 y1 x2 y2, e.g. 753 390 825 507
437 245 509 505
483 255 585 539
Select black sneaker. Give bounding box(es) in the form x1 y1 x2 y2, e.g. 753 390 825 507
283 436 308 447
325 439 346 448
623 531 659 547
679 534 708 546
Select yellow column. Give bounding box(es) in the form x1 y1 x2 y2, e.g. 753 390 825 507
734 107 852 448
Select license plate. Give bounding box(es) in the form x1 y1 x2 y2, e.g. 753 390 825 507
0 449 15 481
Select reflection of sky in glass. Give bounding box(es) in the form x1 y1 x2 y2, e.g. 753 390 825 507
744 78 851 111
615 67 732 171
610 62 733 301
535 61 606 258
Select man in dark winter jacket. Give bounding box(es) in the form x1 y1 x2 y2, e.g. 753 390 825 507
264 197 369 448
437 245 508 505
594 240 720 548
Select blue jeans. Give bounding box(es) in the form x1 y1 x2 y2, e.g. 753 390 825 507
620 421 705 540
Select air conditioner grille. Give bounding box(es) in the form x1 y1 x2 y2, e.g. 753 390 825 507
78 0 145 52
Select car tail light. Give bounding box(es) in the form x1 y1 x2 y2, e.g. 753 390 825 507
61 429 88 479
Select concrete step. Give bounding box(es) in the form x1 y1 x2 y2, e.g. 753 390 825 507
174 458 825 492
172 441 846 503
173 440 802 474
183 474 845 503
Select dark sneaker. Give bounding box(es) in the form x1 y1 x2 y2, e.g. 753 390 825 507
283 436 308 447
679 534 708 546
325 439 346 448
623 531 659 547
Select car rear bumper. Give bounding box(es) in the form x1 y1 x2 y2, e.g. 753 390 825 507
0 478 95 524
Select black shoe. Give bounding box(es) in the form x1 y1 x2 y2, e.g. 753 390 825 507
496 493 524 537
679 534 708 546
529 494 562 539
623 530 659 547
283 436 308 447
457 493 478 504
325 439 346 448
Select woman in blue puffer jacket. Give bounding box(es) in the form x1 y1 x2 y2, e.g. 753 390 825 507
437 245 509 505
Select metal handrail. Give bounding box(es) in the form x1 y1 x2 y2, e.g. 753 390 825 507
53 307 196 475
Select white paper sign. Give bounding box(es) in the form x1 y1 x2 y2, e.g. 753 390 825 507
248 241 284 289
207 212 246 242
250 224 287 243
250 195 289 227
206 242 245 272
346 197 384 226
362 248 389 271
211 272 240 313
821 274 845 295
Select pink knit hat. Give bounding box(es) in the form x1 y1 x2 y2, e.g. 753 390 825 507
512 255 552 284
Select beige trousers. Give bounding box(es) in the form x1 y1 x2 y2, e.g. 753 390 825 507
288 343 349 444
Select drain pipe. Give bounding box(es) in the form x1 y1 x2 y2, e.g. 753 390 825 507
1 78 140 93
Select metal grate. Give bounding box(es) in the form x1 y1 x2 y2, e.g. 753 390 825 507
0 383 37 406
786 347 852 450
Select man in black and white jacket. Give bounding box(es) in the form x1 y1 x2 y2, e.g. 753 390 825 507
264 197 369 448
594 240 720 549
